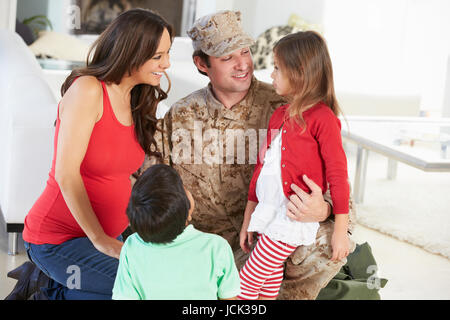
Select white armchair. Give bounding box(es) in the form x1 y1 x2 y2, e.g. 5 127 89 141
0 30 57 254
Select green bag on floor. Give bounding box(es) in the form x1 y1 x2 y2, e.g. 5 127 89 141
316 242 388 300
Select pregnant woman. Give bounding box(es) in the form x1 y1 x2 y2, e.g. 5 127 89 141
5 8 172 300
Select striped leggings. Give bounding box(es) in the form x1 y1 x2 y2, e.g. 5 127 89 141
238 233 297 300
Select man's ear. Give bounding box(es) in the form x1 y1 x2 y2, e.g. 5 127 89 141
193 56 209 75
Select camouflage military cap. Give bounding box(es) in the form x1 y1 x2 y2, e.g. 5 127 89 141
187 10 255 57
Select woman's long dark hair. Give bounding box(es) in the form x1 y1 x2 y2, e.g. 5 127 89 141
61 8 173 159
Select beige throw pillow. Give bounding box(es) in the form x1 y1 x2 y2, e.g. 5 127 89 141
29 31 90 62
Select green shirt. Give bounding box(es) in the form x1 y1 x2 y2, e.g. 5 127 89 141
112 225 240 300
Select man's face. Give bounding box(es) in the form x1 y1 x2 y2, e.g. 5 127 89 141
204 48 254 95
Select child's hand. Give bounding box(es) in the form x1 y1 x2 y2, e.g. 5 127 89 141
240 228 254 254
240 201 258 253
331 231 350 261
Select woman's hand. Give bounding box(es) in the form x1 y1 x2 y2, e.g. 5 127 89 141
92 234 124 259
286 175 330 223
331 231 350 261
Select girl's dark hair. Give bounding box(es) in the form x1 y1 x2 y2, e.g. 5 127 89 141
61 8 173 159
127 164 190 244
273 31 342 129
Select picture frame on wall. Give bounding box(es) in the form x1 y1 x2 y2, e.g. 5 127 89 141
71 0 184 35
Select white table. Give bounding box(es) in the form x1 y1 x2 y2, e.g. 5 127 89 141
341 116 450 203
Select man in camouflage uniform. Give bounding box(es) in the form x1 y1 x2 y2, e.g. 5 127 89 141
151 10 357 299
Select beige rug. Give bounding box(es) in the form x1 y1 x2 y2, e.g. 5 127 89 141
345 145 450 260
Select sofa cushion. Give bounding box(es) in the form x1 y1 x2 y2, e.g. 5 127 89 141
251 14 322 71
251 25 301 71
29 31 90 62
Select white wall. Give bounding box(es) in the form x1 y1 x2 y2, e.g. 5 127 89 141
443 55 450 117
233 0 325 38
195 0 325 39
194 0 450 116
323 0 450 115
46 0 72 34
16 0 72 34
16 0 48 23
195 0 223 20
0 0 17 31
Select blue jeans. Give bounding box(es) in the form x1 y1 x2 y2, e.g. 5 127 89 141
24 236 122 300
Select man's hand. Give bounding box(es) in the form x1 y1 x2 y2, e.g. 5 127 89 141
286 175 331 223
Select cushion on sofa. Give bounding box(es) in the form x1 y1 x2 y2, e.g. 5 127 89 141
29 31 90 62
251 14 323 70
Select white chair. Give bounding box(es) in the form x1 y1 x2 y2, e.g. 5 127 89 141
0 30 57 255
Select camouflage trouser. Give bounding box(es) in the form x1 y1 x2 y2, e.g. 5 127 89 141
278 219 356 300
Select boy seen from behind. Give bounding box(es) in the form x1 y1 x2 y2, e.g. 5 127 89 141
112 164 240 300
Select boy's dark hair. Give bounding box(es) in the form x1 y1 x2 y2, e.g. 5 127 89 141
192 50 211 76
127 164 190 244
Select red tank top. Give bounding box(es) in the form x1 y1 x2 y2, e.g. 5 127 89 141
23 80 145 245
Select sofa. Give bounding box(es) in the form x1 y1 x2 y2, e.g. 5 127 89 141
0 30 57 254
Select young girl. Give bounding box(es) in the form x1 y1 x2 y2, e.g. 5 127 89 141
238 31 350 300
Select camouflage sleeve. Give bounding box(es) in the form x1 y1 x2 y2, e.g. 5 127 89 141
156 109 173 166
269 97 287 115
